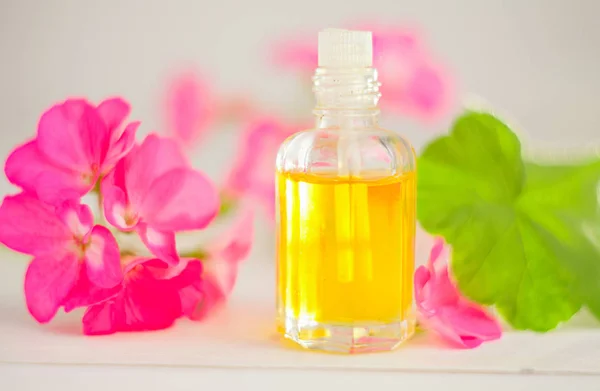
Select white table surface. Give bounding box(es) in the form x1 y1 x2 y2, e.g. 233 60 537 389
1 247 599 390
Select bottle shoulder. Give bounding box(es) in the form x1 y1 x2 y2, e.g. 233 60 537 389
277 127 416 178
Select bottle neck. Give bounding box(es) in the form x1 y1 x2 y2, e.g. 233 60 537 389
312 67 381 129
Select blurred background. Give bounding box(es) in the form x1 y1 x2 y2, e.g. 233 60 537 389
1 0 599 249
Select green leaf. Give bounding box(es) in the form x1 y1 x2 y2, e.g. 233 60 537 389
418 111 600 331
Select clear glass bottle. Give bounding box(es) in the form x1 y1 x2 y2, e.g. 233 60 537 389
275 29 416 353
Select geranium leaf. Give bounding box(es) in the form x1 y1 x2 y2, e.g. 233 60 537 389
418 111 600 331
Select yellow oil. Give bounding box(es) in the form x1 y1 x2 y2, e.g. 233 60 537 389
276 170 416 329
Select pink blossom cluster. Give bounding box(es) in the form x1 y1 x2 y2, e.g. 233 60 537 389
0 98 253 335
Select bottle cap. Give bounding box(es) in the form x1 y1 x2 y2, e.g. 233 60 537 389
318 28 373 68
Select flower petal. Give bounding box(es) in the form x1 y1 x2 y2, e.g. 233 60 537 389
159 258 204 318
137 224 179 265
225 118 299 217
415 238 502 349
121 275 182 332
102 121 139 173
5 141 90 205
178 281 204 319
165 72 214 145
403 64 447 118
56 201 93 239
97 97 130 133
82 298 119 335
24 252 79 323
125 134 188 208
414 265 431 310
84 258 182 335
440 304 502 348
213 207 254 267
62 267 121 312
101 160 137 231
37 99 110 172
84 226 123 288
191 276 223 320
140 168 219 232
0 193 70 256
193 209 254 319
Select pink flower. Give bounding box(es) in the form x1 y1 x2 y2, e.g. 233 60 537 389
82 257 202 335
224 118 300 217
179 208 254 320
414 238 502 349
0 193 122 323
270 26 452 121
369 26 451 120
5 98 139 205
271 39 317 71
164 71 214 147
101 134 220 265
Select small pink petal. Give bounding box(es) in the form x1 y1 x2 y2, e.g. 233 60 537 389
191 276 224 320
166 259 204 318
121 256 161 274
83 258 182 335
137 224 179 266
97 97 130 133
225 118 300 217
84 225 123 288
193 209 255 319
102 121 139 173
429 237 446 269
178 281 204 319
125 134 189 208
414 266 431 309
101 166 136 231
436 305 503 348
140 168 219 232
0 193 71 256
82 299 120 335
62 267 120 312
209 208 254 294
24 252 79 323
146 257 198 281
37 99 110 172
56 201 93 239
403 64 447 116
121 275 182 332
415 238 502 349
5 141 90 205
165 72 214 146
35 170 93 206
213 207 254 267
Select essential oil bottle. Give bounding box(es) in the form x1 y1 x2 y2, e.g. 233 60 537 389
275 29 416 353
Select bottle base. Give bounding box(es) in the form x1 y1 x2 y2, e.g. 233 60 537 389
282 315 415 354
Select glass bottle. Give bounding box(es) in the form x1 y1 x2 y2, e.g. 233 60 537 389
275 29 416 353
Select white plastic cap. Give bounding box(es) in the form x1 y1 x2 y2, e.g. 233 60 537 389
318 28 372 68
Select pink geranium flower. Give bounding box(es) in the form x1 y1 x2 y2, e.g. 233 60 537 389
369 26 451 120
270 26 451 121
0 193 122 323
5 98 139 205
101 134 220 265
224 118 300 218
164 71 215 147
178 207 254 320
82 257 202 335
415 238 502 349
